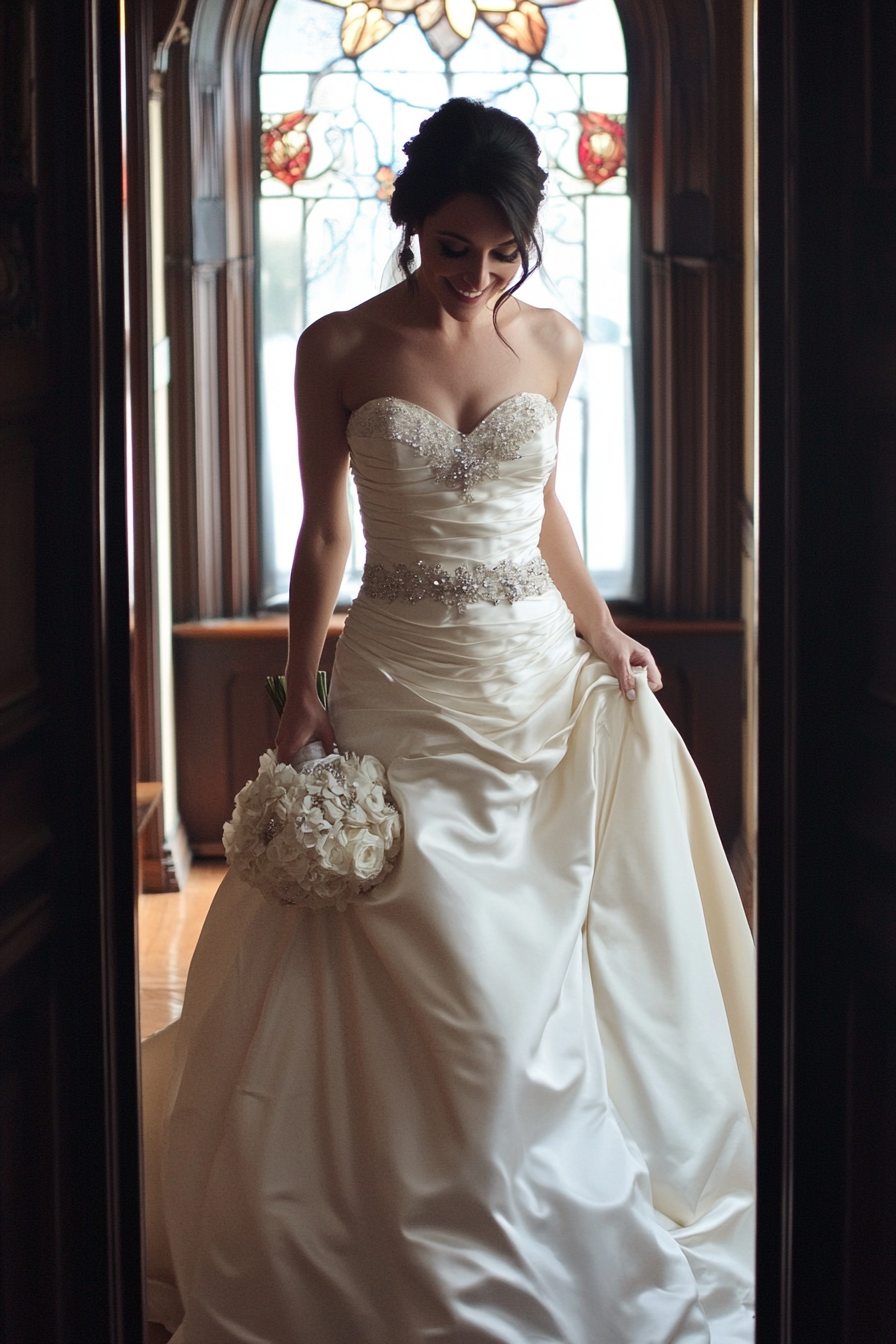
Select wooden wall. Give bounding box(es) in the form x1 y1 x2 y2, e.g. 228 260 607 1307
0 0 144 1336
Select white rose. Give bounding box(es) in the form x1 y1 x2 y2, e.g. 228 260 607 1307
345 801 369 826
321 797 345 824
317 833 352 875
363 789 394 825
355 755 384 787
383 813 402 855
352 832 386 884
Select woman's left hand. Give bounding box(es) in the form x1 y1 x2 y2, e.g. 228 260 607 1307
586 623 662 701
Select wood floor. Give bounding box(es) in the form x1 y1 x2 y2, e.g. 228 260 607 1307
138 860 226 1039
139 862 227 1340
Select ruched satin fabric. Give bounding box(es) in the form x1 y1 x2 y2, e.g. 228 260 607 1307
143 395 755 1343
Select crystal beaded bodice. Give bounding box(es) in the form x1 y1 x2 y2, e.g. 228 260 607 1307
346 394 558 579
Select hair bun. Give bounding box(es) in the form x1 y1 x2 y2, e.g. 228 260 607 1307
389 98 546 309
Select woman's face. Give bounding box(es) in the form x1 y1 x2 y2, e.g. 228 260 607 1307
415 193 522 321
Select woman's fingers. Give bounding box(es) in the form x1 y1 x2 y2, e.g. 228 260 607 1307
275 700 336 761
612 654 637 700
638 648 663 693
591 628 662 699
623 644 663 697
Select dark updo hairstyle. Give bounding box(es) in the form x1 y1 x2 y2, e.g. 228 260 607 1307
390 99 547 328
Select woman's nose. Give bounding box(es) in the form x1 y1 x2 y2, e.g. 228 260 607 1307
462 254 490 290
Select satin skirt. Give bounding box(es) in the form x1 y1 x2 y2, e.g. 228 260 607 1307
143 588 755 1343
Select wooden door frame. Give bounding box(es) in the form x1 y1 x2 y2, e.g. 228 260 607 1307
43 0 145 1335
99 0 861 1336
754 0 896 1338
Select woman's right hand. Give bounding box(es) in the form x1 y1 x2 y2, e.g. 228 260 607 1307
274 687 336 765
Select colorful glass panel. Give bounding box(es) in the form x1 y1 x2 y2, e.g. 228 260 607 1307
258 0 634 606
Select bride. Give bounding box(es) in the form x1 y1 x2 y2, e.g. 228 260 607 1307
143 97 755 1343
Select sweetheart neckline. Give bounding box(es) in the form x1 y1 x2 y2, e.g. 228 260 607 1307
346 392 553 439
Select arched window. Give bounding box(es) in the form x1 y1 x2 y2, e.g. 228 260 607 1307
256 0 636 607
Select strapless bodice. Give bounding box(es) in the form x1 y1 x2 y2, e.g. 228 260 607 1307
346 392 557 570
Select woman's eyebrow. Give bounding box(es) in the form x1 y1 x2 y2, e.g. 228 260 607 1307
436 230 518 248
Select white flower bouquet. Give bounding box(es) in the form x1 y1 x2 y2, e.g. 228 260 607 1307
222 674 402 909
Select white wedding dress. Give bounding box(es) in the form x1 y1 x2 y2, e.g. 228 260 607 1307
142 392 755 1344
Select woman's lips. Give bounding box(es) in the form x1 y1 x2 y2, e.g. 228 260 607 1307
446 279 488 304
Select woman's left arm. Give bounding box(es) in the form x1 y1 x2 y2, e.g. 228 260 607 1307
539 485 661 699
538 311 662 700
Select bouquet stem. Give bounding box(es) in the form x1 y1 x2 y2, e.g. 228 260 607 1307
265 671 329 718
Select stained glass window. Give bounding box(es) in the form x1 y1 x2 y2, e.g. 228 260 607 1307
258 0 634 606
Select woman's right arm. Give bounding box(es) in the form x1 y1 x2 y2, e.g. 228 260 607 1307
274 317 353 764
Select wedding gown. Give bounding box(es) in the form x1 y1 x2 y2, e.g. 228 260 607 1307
142 391 756 1344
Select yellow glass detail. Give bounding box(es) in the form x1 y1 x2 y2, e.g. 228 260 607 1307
445 0 477 38
341 2 394 55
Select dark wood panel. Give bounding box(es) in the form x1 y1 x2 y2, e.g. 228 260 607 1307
163 0 265 622
844 966 896 1342
757 0 896 1336
127 0 178 895
0 425 36 693
618 0 747 618
0 5 63 1335
174 618 340 854
174 617 743 856
0 936 58 1343
0 739 52 889
0 0 145 1334
838 5 896 1335
164 34 200 625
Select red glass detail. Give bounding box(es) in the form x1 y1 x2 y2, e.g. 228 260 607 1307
375 165 396 200
262 111 316 187
576 111 626 186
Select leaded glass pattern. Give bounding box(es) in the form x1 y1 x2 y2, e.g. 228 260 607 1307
258 0 634 606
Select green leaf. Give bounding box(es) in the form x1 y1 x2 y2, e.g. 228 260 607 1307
265 671 328 716
265 675 287 717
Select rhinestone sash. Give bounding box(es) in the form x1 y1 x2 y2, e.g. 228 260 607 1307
359 557 554 614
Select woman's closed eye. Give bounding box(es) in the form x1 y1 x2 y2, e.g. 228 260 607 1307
437 242 520 263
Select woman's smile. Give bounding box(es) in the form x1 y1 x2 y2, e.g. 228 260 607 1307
447 280 487 300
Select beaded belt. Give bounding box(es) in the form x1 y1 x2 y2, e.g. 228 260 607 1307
359 557 554 614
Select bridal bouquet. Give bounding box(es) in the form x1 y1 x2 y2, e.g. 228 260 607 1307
222 674 402 910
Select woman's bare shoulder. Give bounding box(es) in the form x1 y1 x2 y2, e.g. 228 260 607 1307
298 290 403 369
515 300 583 359
506 300 583 398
